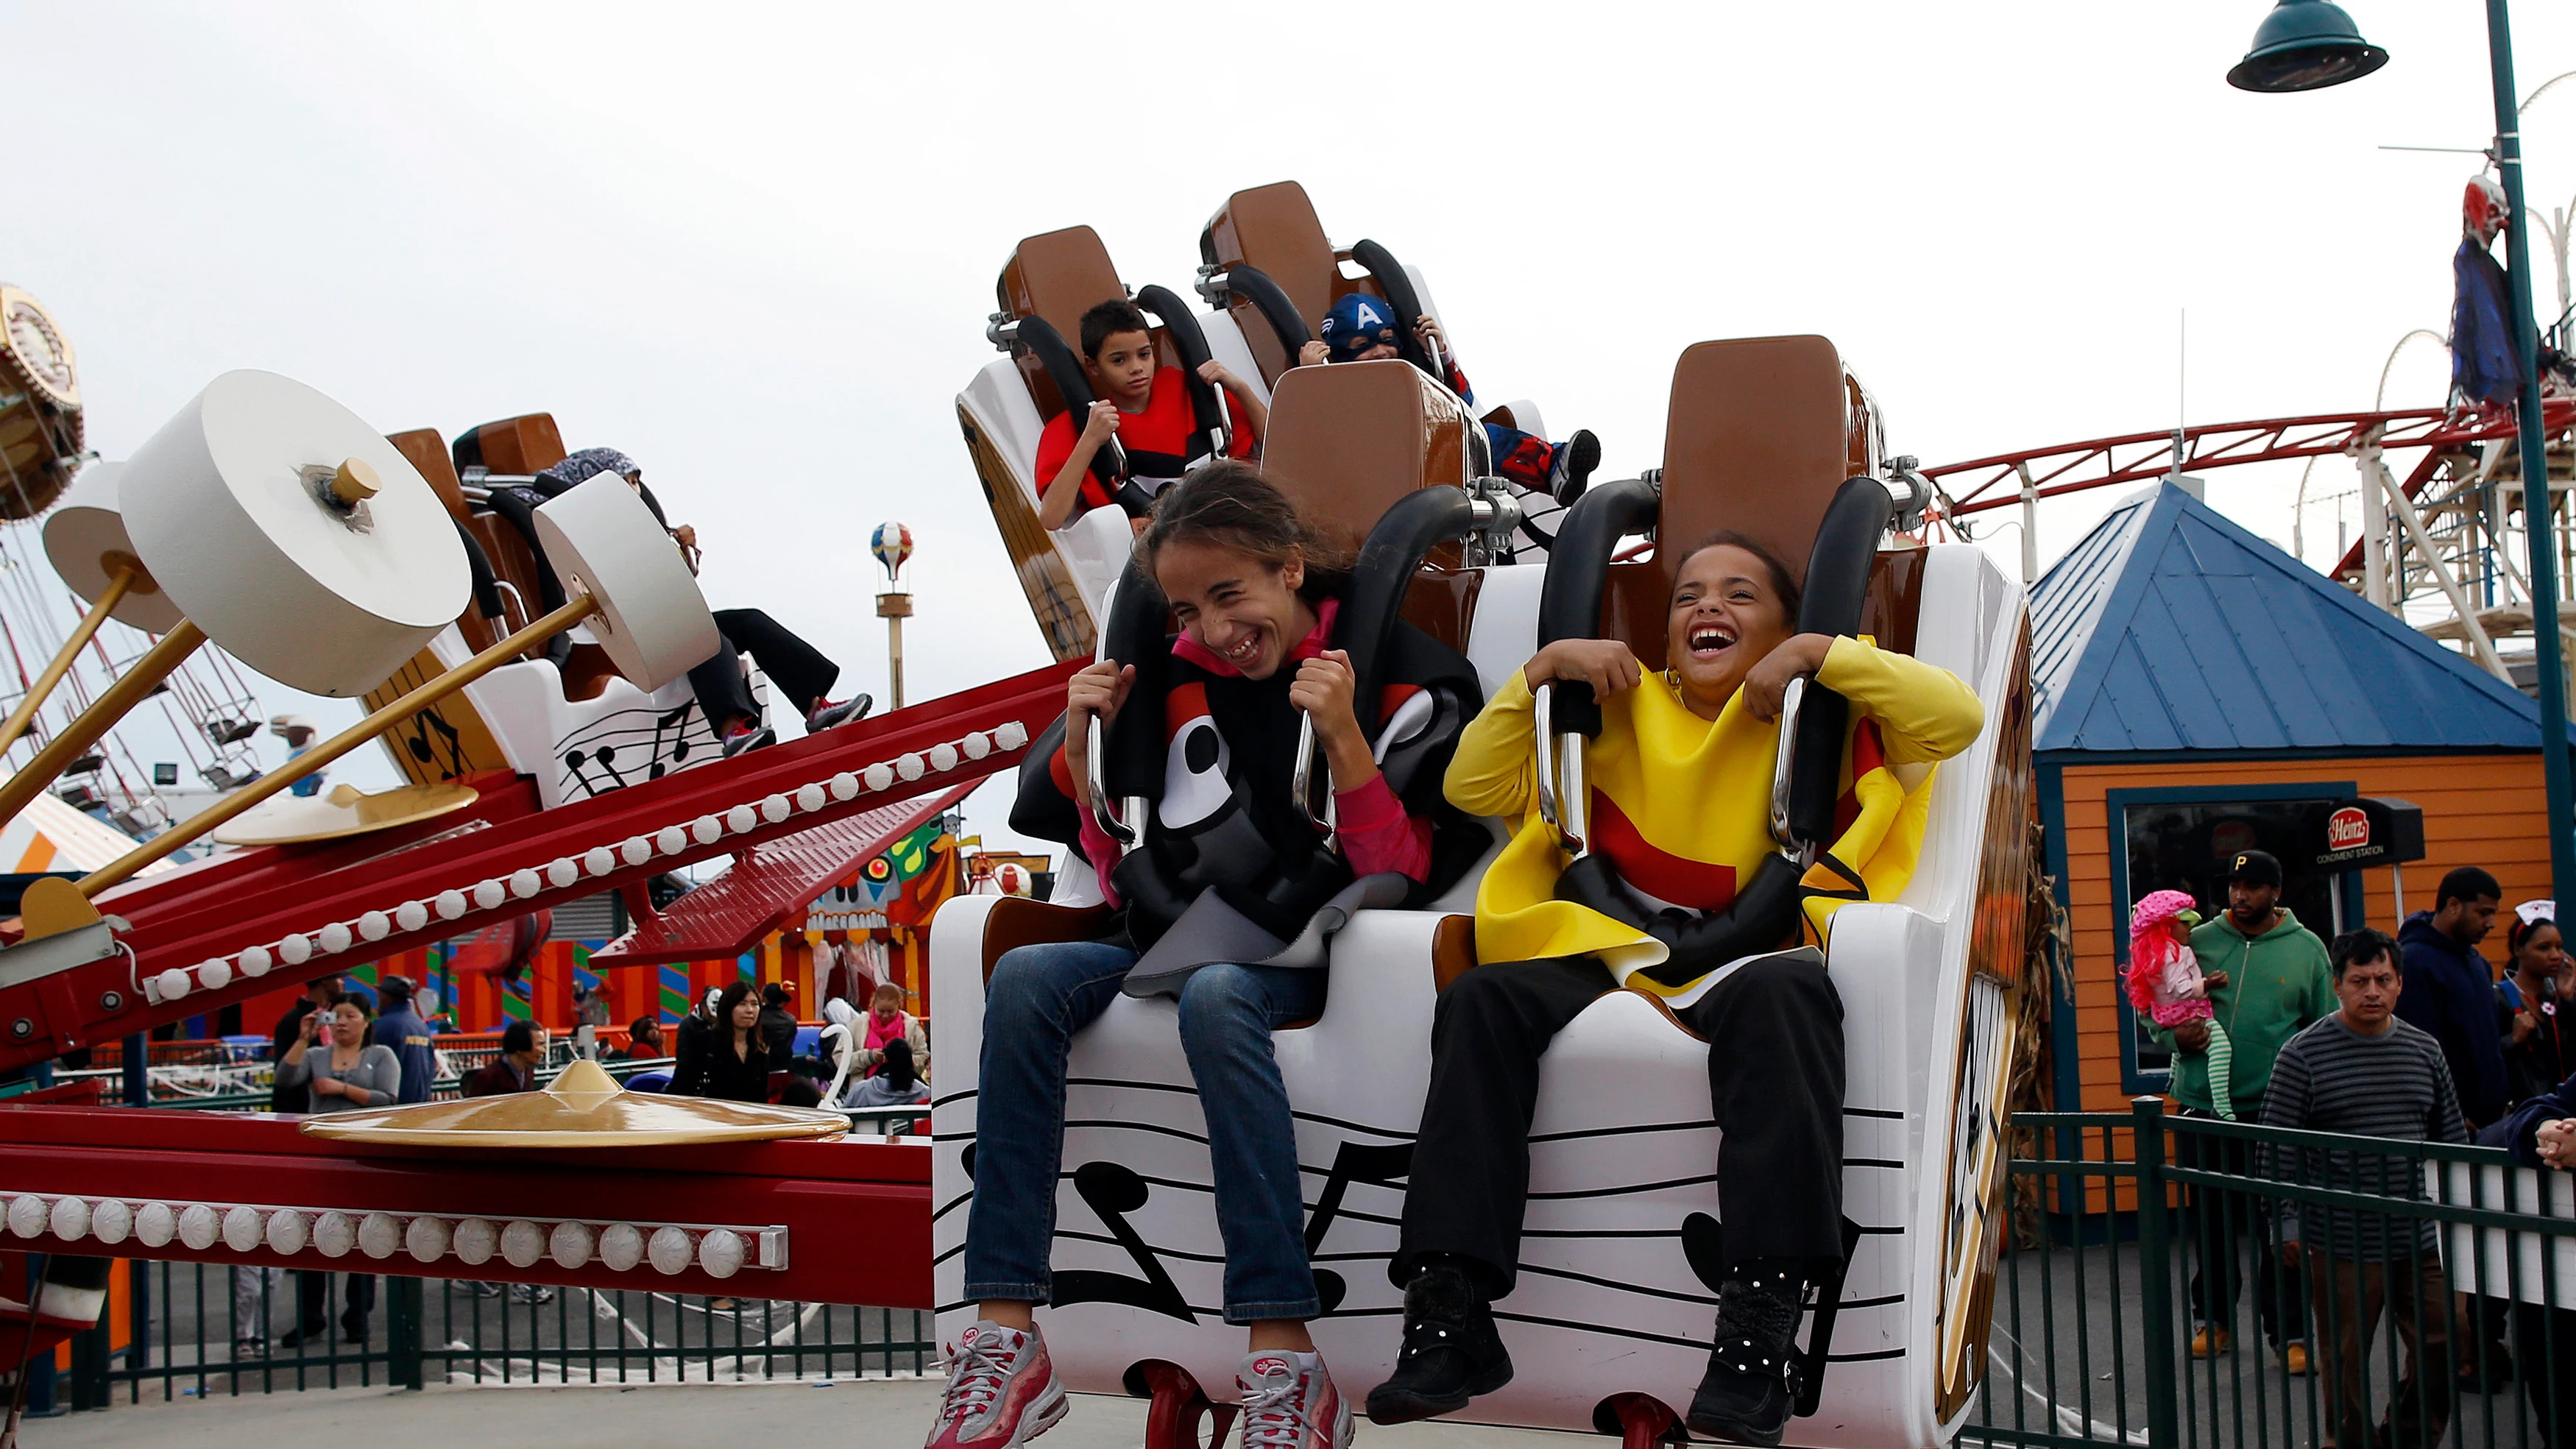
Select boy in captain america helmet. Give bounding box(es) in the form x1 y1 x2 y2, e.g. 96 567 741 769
1299 293 1600 536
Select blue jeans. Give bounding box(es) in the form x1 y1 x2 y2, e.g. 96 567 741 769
961 940 1328 1323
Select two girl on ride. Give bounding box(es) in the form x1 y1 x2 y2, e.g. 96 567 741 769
1366 533 1982 1445
932 462 1482 1449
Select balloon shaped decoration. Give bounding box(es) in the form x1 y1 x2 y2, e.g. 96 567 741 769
871 521 913 584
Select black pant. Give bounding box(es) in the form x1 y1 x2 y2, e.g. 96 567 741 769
687 607 840 729
1393 951 1846 1297
297 1270 373 1336
2515 1303 2576 1449
2176 1104 2307 1347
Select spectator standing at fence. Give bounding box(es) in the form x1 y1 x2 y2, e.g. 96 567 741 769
758 982 799 1063
2499 901 2571 1105
2485 1069 2576 1447
267 976 342 1110
694 982 771 1104
464 1020 546 1097
2264 927 2467 1449
2147 850 2332 1370
612 1016 667 1061
275 999 399 1347
2398 865 2509 1129
852 979 930 1081
371 975 436 1105
672 988 720 1097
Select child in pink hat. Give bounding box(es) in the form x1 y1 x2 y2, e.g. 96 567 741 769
2129 889 2234 1119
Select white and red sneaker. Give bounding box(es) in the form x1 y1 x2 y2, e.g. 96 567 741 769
926 1320 1066 1448
1235 1351 1355 1449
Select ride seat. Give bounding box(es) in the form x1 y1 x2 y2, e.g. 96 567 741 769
451 414 568 478
930 332 2033 1446
1594 336 1921 662
999 226 1128 422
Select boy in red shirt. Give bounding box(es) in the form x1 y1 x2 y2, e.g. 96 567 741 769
1035 300 1267 531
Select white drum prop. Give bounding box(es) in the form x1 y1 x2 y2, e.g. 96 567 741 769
929 545 2034 1448
42 463 184 634
531 474 720 688
118 369 470 698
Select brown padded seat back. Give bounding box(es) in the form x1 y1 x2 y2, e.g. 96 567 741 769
1602 336 1897 662
1001 226 1123 352
1259 361 1469 555
387 428 471 528
1660 336 1857 589
1204 181 1339 331
999 226 1127 423
470 414 567 476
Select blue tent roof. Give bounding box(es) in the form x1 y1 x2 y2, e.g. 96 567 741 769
2030 481 2555 755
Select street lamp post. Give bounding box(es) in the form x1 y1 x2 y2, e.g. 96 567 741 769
2232 0 2576 910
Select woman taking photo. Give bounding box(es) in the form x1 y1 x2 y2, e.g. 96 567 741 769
1366 531 1982 1445
2500 902 2570 1104
694 981 771 1104
927 462 1480 1449
275 999 400 1114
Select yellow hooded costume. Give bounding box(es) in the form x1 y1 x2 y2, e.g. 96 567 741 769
1446 636 1983 997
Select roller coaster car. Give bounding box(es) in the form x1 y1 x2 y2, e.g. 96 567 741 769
956 225 1270 659
931 333 2035 1447
1196 178 1548 442
361 418 748 809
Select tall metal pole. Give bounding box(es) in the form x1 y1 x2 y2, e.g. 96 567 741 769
2486 0 2576 908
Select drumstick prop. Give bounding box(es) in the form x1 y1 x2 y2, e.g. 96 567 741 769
74 592 597 894
0 559 144 759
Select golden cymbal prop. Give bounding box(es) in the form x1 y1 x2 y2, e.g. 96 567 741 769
299 1059 849 1147
70 469 718 896
210 780 482 847
0 370 473 837
0 284 84 520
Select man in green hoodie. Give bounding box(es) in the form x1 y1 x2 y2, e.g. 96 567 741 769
2147 849 2336 1371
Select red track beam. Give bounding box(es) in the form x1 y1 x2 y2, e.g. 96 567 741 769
0 1104 933 1308
0 661 1078 1072
1923 403 2572 517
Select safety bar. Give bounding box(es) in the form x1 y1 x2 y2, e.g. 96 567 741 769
1086 715 1144 849
1532 683 1590 856
1769 677 1809 859
1289 714 1337 839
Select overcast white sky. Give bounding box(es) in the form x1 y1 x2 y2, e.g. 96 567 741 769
4 1 2571 855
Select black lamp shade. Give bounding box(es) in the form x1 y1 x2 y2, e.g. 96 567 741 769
2228 0 2388 93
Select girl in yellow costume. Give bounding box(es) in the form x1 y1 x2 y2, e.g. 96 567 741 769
1365 531 1982 1445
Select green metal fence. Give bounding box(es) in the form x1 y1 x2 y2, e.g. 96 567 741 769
1967 1100 2575 1449
47 1262 933 1409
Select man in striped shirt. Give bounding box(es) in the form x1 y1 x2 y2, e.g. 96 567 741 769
2262 927 2468 1449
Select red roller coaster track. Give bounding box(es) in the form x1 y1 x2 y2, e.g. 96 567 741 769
1921 400 2574 580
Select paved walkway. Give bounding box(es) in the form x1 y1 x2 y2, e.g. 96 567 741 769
21 1378 1589 1448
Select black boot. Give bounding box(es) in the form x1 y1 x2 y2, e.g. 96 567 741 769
1364 1259 1512 1425
1688 1260 1808 1446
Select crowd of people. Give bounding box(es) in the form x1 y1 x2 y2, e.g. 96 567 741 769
233 963 922 1356
2134 856 2576 1449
